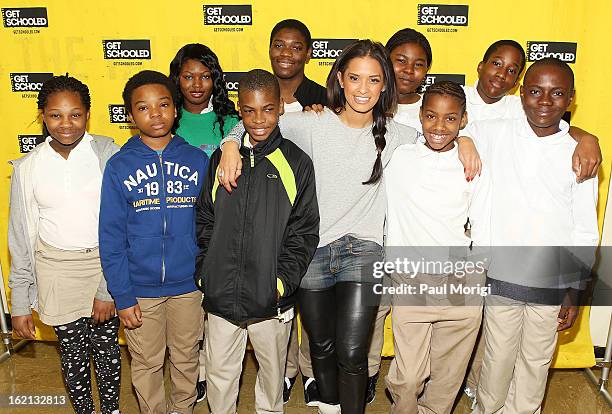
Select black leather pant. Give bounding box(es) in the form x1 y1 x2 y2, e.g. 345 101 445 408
299 282 379 413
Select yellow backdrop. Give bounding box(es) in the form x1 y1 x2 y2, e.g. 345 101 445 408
1 0 610 368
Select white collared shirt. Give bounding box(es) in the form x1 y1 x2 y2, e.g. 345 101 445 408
32 133 102 250
200 96 214 114
393 96 423 132
385 142 489 248
463 81 524 123
283 100 303 113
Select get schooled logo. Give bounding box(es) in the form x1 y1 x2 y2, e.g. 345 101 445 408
224 72 247 98
102 40 151 67
18 135 45 153
10 72 53 98
311 39 356 66
203 5 252 32
423 74 465 90
2 7 47 33
526 42 577 63
108 104 136 130
417 4 468 32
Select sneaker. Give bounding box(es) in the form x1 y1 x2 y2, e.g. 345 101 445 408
366 372 379 404
464 386 478 410
303 375 321 407
196 379 207 403
283 376 297 404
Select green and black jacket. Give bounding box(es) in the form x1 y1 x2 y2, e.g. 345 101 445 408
195 126 320 325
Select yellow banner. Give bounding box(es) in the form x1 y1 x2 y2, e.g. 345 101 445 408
2 0 609 367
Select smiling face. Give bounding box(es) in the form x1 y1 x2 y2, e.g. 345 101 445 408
42 91 89 146
420 93 467 152
337 56 385 116
179 58 213 113
390 42 429 103
239 87 281 145
269 28 311 80
477 45 523 104
520 64 574 137
129 83 177 141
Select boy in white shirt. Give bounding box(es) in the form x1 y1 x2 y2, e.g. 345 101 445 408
384 81 490 414
467 58 599 414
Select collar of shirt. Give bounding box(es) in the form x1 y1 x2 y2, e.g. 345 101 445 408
467 80 511 108
243 133 253 149
518 116 570 143
200 96 214 114
43 132 93 159
416 139 459 158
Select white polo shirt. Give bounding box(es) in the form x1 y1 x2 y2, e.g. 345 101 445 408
393 96 423 132
32 133 102 250
385 142 489 248
463 81 524 123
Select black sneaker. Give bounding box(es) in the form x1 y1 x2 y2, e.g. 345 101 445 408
196 379 207 403
303 375 321 407
366 372 379 404
283 376 297 404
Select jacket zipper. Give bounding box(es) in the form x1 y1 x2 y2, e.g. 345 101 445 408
159 153 167 284
235 151 253 321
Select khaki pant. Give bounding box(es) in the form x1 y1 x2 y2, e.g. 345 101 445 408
465 325 485 391
368 304 390 377
206 313 292 414
474 295 560 414
285 314 313 378
125 290 203 414
199 308 207 379
386 304 482 414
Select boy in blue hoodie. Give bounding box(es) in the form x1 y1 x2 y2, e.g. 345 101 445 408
99 70 209 414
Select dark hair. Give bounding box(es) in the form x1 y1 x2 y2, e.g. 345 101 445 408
238 69 281 100
38 75 91 111
385 28 432 69
169 43 238 135
122 70 178 115
482 40 526 73
270 19 312 49
326 39 397 185
422 81 467 114
37 75 91 136
524 57 574 90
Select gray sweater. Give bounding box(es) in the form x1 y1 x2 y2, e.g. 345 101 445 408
222 109 418 247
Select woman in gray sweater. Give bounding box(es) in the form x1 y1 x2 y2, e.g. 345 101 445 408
217 39 480 414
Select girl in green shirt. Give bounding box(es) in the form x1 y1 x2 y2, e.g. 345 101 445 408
170 43 239 157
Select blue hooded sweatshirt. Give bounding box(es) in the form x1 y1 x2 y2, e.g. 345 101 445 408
99 134 209 310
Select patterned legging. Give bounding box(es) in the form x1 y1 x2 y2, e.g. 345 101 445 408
54 317 121 414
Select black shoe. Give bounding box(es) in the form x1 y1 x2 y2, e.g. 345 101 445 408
366 372 379 404
196 379 207 403
303 375 321 407
283 376 297 404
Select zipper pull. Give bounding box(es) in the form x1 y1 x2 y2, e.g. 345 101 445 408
250 148 254 168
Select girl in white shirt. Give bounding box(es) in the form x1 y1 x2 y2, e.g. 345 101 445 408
8 76 121 414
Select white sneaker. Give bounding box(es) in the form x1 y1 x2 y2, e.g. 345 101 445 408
464 386 478 410
317 402 341 414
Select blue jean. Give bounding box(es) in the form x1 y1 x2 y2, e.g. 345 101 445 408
300 236 384 289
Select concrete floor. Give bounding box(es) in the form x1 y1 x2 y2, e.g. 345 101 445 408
0 342 610 413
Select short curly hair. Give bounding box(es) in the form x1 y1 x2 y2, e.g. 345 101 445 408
122 70 178 115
